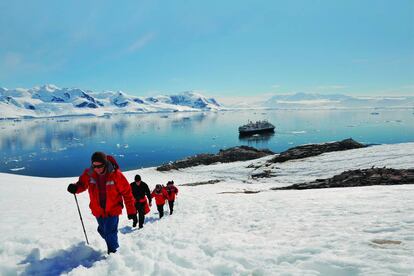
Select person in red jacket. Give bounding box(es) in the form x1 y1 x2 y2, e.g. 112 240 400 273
165 180 179 215
151 184 168 219
67 152 137 254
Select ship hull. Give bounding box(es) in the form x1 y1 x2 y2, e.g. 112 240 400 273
239 127 275 136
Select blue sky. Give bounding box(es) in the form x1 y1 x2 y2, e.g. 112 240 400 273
0 0 413 97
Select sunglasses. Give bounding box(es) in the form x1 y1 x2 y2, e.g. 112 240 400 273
92 163 105 169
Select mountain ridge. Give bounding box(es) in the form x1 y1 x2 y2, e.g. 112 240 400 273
0 85 222 118
2 85 413 118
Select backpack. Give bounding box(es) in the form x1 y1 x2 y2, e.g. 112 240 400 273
107 155 120 170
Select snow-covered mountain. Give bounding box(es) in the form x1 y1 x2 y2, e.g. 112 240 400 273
0 85 222 119
224 92 414 109
264 93 414 109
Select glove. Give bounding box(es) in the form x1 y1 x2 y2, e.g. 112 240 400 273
128 214 138 221
67 184 77 194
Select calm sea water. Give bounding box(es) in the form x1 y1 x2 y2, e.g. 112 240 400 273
1 109 413 177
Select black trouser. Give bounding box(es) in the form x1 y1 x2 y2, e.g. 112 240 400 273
135 202 145 228
168 200 174 215
157 204 164 218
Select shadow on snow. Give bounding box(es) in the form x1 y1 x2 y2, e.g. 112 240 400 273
19 242 105 276
119 216 161 234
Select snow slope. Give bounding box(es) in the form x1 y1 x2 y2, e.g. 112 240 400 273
0 143 413 275
0 85 221 119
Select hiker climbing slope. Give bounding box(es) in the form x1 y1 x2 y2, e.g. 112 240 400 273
130 174 152 229
151 184 168 219
165 180 179 215
67 152 137 254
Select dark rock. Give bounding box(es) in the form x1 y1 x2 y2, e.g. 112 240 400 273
371 239 402 245
269 138 366 163
272 168 414 190
87 103 98 108
75 102 98 108
180 180 221 186
80 92 97 103
157 146 274 171
218 190 261 194
251 170 276 179
51 96 65 102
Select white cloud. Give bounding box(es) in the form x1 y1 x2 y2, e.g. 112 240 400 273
128 32 156 53
401 85 414 90
3 52 23 69
316 85 347 91
0 52 66 76
215 93 274 107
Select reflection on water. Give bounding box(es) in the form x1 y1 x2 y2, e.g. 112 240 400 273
238 132 275 145
0 112 219 177
1 109 413 177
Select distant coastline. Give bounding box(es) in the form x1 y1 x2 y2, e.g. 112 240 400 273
1 84 414 119
1 106 414 121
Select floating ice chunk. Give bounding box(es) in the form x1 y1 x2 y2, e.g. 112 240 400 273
10 167 25 171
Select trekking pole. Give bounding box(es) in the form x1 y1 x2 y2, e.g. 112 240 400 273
73 194 90 245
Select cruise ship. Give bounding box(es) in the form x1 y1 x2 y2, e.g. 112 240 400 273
238 120 275 135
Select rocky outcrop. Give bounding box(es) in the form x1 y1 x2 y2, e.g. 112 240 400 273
251 170 277 179
156 146 274 171
218 190 261 194
180 180 221 186
269 138 366 163
272 168 414 190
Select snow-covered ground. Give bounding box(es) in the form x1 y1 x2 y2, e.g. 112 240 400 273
0 143 413 275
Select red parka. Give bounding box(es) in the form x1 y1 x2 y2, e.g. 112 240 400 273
151 188 168 205
139 197 151 215
165 184 179 201
74 163 136 218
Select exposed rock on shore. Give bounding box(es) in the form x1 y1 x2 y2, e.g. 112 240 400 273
157 146 274 171
269 138 366 163
272 168 414 190
180 180 221 186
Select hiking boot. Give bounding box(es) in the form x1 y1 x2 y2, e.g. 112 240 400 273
107 249 117 254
